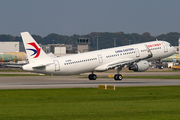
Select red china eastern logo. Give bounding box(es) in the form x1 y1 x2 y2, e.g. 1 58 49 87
147 43 161 48
26 42 41 58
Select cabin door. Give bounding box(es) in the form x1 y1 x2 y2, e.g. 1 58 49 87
162 42 168 53
54 60 60 71
98 54 103 64
135 48 140 57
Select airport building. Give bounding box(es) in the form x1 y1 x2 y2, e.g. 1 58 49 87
0 42 25 53
76 37 90 53
0 38 91 57
39 44 73 56
39 37 90 56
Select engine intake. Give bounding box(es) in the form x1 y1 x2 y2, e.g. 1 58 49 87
129 60 149 72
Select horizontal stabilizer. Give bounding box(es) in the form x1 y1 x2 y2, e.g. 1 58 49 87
5 64 23 68
32 64 46 68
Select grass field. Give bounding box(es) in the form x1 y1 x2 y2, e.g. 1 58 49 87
0 86 180 120
124 75 180 79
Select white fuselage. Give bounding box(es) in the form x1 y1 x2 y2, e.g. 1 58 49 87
22 41 175 75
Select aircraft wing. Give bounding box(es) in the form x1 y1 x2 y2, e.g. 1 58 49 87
94 44 153 71
107 58 137 69
94 58 137 71
94 57 150 71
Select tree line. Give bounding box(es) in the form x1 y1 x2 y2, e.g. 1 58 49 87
0 32 179 51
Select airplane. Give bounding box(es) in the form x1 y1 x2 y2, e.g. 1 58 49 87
21 32 176 81
0 54 18 63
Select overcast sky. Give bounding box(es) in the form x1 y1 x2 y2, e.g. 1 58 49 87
0 0 180 37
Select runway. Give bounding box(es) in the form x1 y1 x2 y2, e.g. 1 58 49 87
0 71 180 89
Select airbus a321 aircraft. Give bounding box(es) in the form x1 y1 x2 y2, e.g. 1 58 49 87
21 32 176 81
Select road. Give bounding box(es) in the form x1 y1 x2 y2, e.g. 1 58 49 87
0 71 180 89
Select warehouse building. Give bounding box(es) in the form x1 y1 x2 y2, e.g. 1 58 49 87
0 42 25 53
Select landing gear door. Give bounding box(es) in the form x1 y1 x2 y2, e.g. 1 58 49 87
135 48 140 57
54 60 60 71
98 54 103 64
162 42 168 53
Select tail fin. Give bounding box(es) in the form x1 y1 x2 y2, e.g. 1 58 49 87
21 32 50 63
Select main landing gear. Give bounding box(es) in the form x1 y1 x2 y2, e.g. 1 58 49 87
114 74 123 81
88 72 97 80
88 73 123 81
114 67 123 81
88 67 123 81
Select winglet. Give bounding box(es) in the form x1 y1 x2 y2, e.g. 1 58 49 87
21 32 50 63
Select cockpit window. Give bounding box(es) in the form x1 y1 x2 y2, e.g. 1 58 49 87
169 44 172 47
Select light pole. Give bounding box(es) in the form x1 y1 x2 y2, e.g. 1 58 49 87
113 38 117 47
96 36 99 50
52 40 55 44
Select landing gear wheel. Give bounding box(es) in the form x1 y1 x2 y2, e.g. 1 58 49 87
88 74 93 80
88 74 97 80
92 74 97 80
114 74 118 80
114 74 123 81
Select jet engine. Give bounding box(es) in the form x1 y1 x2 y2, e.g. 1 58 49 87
129 60 149 72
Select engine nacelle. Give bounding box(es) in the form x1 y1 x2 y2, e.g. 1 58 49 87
129 60 149 72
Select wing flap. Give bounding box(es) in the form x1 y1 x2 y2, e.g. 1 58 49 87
94 58 133 71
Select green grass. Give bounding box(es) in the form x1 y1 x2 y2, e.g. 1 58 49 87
145 70 180 72
102 70 180 73
124 75 180 79
0 86 180 120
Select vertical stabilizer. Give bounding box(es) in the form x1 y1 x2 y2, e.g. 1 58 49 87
21 32 50 63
